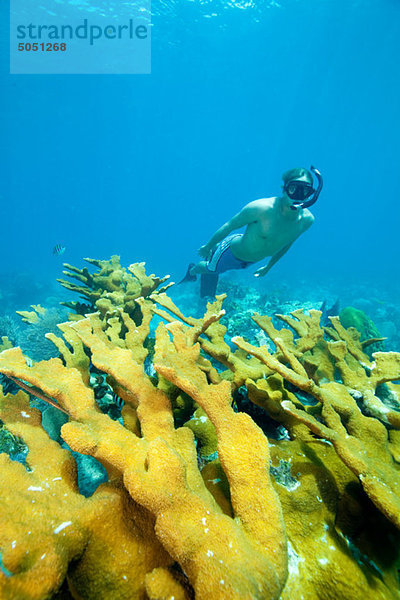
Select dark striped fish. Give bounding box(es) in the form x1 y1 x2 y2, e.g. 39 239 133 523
112 392 124 409
53 244 66 256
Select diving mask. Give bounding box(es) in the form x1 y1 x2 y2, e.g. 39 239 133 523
284 181 314 201
284 166 323 210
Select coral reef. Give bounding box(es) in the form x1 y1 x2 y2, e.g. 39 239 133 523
0 390 171 600
13 305 70 362
0 337 13 352
0 315 20 348
232 313 400 526
177 276 400 352
0 303 287 599
339 306 386 354
57 256 172 320
0 264 399 599
16 304 47 325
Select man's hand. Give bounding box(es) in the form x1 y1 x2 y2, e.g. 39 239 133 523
254 266 269 278
254 244 293 278
198 244 212 258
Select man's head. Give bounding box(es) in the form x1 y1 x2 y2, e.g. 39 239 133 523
281 166 323 210
282 167 314 202
282 167 313 186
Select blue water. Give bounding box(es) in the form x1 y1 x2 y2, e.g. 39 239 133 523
1 3 400 595
1 0 399 313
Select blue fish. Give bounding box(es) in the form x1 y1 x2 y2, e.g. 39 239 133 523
53 244 66 256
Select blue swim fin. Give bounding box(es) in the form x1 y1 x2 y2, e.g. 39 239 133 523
200 273 218 298
178 263 197 284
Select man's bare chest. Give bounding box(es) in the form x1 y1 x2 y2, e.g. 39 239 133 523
251 215 303 241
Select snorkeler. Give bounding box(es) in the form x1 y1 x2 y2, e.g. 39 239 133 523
180 166 322 296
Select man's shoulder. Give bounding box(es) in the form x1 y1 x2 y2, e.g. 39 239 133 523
243 197 276 212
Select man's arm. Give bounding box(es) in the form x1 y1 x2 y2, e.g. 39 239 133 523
199 201 263 257
254 243 292 278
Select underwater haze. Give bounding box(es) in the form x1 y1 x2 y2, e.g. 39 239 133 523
1 0 400 279
1 1 400 598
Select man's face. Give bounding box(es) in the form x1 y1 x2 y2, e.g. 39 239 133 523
284 178 314 202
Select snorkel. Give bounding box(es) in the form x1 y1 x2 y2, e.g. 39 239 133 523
286 165 323 210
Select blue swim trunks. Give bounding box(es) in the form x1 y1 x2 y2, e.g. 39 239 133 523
206 234 253 274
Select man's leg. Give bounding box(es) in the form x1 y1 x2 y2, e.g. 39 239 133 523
190 261 210 275
178 260 210 284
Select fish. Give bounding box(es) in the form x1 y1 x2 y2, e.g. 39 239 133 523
112 392 124 409
6 375 70 416
53 244 66 256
